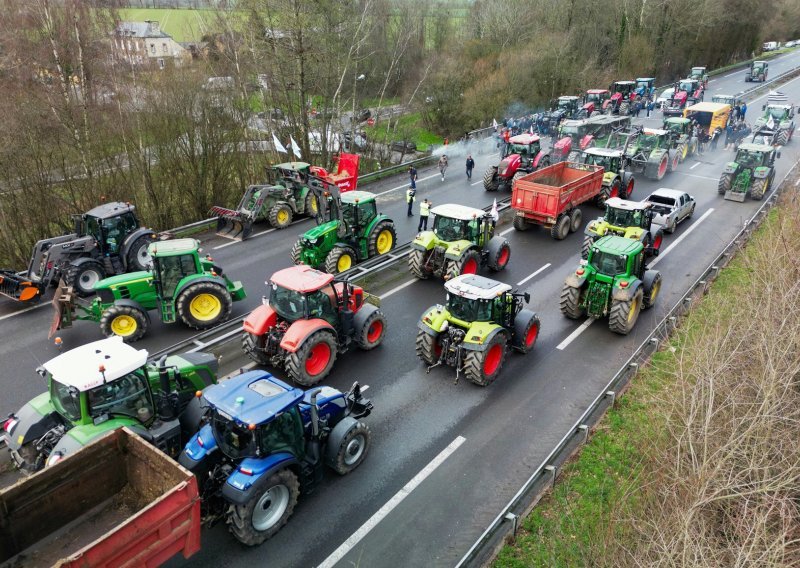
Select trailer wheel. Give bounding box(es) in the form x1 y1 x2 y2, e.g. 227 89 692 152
100 305 149 342
409 249 431 279
464 333 507 387
242 332 270 365
65 260 107 297
126 234 156 271
355 309 388 350
569 208 583 233
415 329 443 365
228 468 299 546
329 422 371 475
177 282 233 330
286 330 338 385
513 216 529 231
550 214 570 240
268 203 293 229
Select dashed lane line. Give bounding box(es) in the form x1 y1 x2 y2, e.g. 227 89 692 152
517 263 551 287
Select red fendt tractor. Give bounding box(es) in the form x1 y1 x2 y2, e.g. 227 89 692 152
242 265 387 385
483 133 551 192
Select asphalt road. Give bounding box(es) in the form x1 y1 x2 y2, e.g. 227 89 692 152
2 48 800 567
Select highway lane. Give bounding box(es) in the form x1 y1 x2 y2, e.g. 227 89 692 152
1 48 800 567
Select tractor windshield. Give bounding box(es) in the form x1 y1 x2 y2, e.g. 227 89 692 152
605 206 643 228
446 294 492 322
212 413 257 459
560 124 583 136
678 80 696 93
269 284 307 321
434 215 472 241
736 151 760 169
614 83 634 95
507 143 534 157
50 379 83 422
586 92 606 103
582 153 611 170
590 251 628 276
86 371 154 422
765 106 787 119
558 99 575 111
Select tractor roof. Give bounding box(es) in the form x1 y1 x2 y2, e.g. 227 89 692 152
594 235 643 255
691 66 706 71
664 117 691 124
148 238 199 257
558 95 580 101
341 190 376 204
586 114 627 125
605 197 651 211
445 274 511 300
85 202 135 220
685 102 731 113
203 370 304 426
643 128 668 136
584 147 623 157
508 133 540 145
754 60 767 65
586 89 610 94
270 265 333 293
44 337 148 392
648 188 686 200
636 77 655 81
430 203 486 221
738 142 773 152
614 80 636 85
274 161 310 171
561 118 589 127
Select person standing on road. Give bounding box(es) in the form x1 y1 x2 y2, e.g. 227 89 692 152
408 165 418 190
438 154 448 181
466 154 475 180
406 187 416 217
740 102 747 120
418 199 431 231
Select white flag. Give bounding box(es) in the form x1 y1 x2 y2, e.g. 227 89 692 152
490 198 499 222
766 115 775 130
492 118 498 130
272 133 288 154
529 125 534 134
290 136 302 159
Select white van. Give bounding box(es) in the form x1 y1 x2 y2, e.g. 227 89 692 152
763 41 778 51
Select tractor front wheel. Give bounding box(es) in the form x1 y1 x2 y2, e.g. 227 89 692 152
464 333 507 386
65 260 106 297
514 312 541 354
486 237 511 271
228 468 299 546
289 240 303 265
126 234 156 271
330 422 371 475
355 309 388 350
100 305 149 342
560 285 585 319
409 249 431 279
581 236 594 260
177 282 233 330
718 173 733 195
608 288 643 335
286 330 338 385
751 177 767 200
447 250 481 279
415 329 442 365
368 221 397 257
268 203 293 229
643 270 662 309
483 167 499 191
242 332 270 366
325 246 357 274
304 192 319 216
511 170 527 187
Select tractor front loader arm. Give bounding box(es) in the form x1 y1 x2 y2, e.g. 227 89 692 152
48 280 101 338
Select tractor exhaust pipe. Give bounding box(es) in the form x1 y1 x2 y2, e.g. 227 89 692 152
306 388 322 466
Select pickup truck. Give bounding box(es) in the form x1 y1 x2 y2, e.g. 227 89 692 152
644 188 696 233
512 161 605 239
0 428 200 567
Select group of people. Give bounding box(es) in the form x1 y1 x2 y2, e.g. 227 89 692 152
405 153 477 230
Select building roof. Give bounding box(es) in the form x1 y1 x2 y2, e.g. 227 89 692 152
270 265 333 293
445 274 511 300
430 203 486 221
203 370 304 426
44 337 148 392
116 21 170 39
148 238 198 257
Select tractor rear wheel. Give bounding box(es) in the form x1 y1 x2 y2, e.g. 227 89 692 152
777 130 788 146
595 184 612 207
126 234 156 271
550 214 570 240
486 237 511 271
409 249 431 279
560 285 585 319
65 260 106 297
368 221 396 257
669 151 680 172
513 216 529 231
483 167 499 191
751 177 767 200
330 422 371 475
511 170 526 187
464 333 507 386
286 330 338 385
177 282 233 330
415 329 443 365
268 203 293 229
569 208 583 233
643 270 662 309
228 468 299 546
678 143 688 162
325 246 357 274
304 192 319 216
100 305 148 342
581 236 594 260
289 239 303 265
242 332 270 366
718 173 733 195
446 250 481 279
608 288 643 335
355 309 388 350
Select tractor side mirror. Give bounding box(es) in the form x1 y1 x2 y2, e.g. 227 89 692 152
776 150 781 159
524 292 531 304
762 104 766 111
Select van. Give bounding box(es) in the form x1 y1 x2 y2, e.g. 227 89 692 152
684 102 732 140
763 41 778 51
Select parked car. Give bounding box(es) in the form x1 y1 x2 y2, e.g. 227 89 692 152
657 87 675 109
644 188 696 233
391 140 417 153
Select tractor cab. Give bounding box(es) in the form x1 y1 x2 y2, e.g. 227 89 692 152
270 161 311 187
150 239 208 307
761 104 793 121
430 204 492 245
581 147 625 173
556 95 581 117
689 67 708 86
746 61 768 82
634 128 666 152
584 89 611 114
678 79 703 99
610 81 636 98
72 203 144 259
502 133 541 161
712 94 742 107
733 144 773 169
443 274 528 331
602 198 654 230
339 191 378 236
635 78 655 98
663 117 691 135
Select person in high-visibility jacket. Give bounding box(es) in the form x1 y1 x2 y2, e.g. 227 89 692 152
418 199 431 231
406 187 416 216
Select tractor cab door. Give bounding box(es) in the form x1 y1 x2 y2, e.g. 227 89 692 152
100 212 138 256
154 254 199 300
355 200 377 231
258 407 305 460
306 288 340 328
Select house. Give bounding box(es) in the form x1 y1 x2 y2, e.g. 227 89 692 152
113 21 190 69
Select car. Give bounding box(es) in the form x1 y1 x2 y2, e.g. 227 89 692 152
656 87 675 108
785 40 796 48
644 188 695 233
391 140 417 153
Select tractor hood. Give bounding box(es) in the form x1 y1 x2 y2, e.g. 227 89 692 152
93 270 152 289
552 137 572 155
497 155 520 178
302 219 338 241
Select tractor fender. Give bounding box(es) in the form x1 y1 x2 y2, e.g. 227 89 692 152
280 318 335 353
579 134 595 150
243 304 278 336
723 162 739 175
3 404 61 451
179 424 217 469
444 241 478 260
461 324 506 351
273 199 297 214
512 309 539 349
365 213 392 238
324 416 361 467
585 219 606 237
68 255 103 271
174 275 228 299
411 232 436 250
418 304 447 335
612 280 642 301
532 151 549 168
753 166 770 179
222 452 299 506
353 302 380 331
111 299 151 323
499 155 520 178
120 227 156 259
622 171 635 190
552 137 571 156
564 272 588 289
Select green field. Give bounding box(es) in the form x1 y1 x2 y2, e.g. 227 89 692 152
117 8 226 42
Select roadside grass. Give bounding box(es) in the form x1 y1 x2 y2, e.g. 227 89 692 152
364 112 443 151
494 197 793 567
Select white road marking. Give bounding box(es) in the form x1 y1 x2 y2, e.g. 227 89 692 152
690 161 700 169
650 208 714 267
499 226 515 236
556 318 594 350
380 279 417 299
676 172 718 181
795 178 800 187
471 180 483 186
374 173 439 197
317 435 467 568
517 263 551 286
0 302 48 321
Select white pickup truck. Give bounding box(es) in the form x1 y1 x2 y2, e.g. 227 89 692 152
645 188 696 233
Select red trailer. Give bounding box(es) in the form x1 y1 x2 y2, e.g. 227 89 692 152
0 428 200 568
512 162 605 239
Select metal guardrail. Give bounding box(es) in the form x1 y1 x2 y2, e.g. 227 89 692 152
454 159 800 568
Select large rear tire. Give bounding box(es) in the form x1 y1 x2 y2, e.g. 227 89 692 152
483 167 499 191
126 234 156 271
100 304 149 342
415 329 442 365
581 236 594 260
242 332 270 366
560 285 585 319
368 221 396 257
446 250 481 279
325 246 357 274
177 282 233 330
268 203 293 229
286 330 338 385
608 288 643 335
408 249 431 279
464 333 507 386
777 130 788 146
228 469 299 546
355 309 388 350
65 260 106 297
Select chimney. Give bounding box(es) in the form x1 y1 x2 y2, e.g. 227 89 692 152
145 20 160 35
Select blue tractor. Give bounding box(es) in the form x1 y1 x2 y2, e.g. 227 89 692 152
179 370 373 546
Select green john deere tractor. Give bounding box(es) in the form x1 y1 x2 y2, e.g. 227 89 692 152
624 128 679 181
52 238 246 342
582 198 663 259
717 143 779 202
290 188 396 274
560 235 662 335
408 204 511 280
579 147 636 204
416 274 540 386
2 337 218 473
662 117 698 162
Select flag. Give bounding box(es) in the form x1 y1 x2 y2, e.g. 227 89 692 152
490 199 499 222
492 118 498 130
767 91 788 104
272 133 287 154
530 125 534 134
766 115 775 130
290 136 302 159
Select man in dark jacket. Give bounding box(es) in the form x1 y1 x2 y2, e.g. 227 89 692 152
466 155 475 180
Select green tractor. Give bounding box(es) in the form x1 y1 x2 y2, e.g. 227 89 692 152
662 117 698 162
624 128 679 181
582 198 663 259
752 104 795 146
416 274 540 386
211 154 360 239
52 238 246 342
717 143 780 202
408 204 511 280
560 235 662 335
578 147 636 204
290 187 396 274
2 337 218 474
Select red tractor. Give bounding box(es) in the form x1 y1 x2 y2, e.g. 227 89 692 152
607 81 637 115
584 89 611 115
483 133 551 192
242 265 387 385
